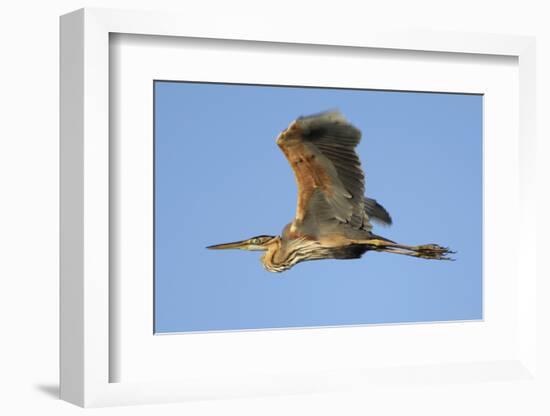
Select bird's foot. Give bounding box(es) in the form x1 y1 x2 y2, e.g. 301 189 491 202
415 244 456 261
354 239 456 261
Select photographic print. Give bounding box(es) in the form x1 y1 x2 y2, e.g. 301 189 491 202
154 81 482 333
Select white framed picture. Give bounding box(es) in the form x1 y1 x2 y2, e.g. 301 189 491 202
60 7 538 408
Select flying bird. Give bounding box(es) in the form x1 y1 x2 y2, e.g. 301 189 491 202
207 111 453 272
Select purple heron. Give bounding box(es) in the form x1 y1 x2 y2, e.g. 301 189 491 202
207 111 453 272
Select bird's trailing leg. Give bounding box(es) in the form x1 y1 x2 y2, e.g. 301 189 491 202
353 239 455 260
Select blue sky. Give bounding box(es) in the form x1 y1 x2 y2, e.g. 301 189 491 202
154 81 483 333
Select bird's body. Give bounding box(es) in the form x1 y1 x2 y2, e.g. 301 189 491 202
208 111 453 272
261 235 370 273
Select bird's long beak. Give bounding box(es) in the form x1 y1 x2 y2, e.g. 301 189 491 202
206 239 250 250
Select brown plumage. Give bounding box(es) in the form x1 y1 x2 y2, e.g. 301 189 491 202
207 110 453 272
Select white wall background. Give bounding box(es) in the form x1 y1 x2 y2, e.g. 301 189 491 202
1 1 548 414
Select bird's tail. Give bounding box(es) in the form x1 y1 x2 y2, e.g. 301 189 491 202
364 198 392 225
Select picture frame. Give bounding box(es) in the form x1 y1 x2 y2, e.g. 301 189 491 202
60 7 538 408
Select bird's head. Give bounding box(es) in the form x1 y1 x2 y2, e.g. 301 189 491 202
206 235 278 251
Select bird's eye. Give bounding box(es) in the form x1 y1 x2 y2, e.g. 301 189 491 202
252 238 260 244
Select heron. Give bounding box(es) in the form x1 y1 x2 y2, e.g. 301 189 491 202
207 110 453 272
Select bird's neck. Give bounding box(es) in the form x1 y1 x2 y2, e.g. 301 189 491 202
261 237 324 272
261 237 289 273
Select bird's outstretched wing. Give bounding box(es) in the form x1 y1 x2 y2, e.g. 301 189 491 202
277 111 375 236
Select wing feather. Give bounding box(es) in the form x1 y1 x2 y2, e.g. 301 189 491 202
277 111 371 235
